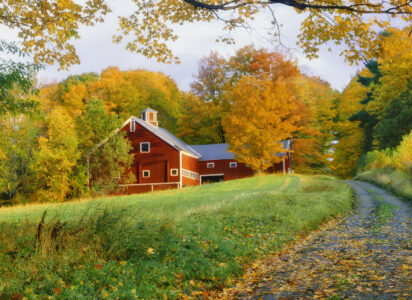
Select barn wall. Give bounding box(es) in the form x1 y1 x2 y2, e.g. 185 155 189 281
199 159 255 181
122 121 180 184
182 153 200 186
266 155 290 174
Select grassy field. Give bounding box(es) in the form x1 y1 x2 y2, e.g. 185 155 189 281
356 167 412 202
0 174 352 299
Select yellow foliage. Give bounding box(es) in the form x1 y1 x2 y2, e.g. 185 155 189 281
30 107 80 202
331 77 367 178
393 131 412 174
366 28 412 116
2 0 409 68
293 75 337 174
223 76 301 171
61 84 88 118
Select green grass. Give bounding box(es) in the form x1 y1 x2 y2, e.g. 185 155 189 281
356 167 412 202
365 187 397 228
0 174 352 299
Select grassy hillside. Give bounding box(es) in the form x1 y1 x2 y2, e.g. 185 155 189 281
356 167 412 202
0 175 352 299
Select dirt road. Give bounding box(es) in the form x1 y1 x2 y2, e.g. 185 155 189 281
222 181 412 299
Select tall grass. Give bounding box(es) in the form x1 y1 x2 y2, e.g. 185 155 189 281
0 175 352 299
356 168 412 202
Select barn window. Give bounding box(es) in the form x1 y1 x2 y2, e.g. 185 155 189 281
140 142 150 153
229 162 237 168
130 120 135 132
207 162 215 168
170 168 178 176
142 170 150 178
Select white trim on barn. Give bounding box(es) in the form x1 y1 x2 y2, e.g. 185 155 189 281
179 151 182 189
200 173 225 185
229 162 237 168
140 142 150 153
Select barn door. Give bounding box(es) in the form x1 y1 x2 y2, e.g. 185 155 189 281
165 160 169 182
136 162 141 183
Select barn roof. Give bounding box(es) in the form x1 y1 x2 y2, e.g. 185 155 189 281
189 144 234 161
190 141 290 161
141 107 158 113
129 116 201 158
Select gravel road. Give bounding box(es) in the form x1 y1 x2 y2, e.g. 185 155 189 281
223 181 412 299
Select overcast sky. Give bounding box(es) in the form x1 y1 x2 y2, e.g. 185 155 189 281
2 2 363 92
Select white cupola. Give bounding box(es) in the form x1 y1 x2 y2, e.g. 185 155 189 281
141 107 158 127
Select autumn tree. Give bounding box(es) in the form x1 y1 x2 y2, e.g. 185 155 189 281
178 93 225 144
38 67 185 133
293 75 337 174
331 76 367 178
2 0 410 68
348 28 412 153
30 107 80 202
393 131 412 175
184 52 230 143
182 46 300 145
223 76 301 171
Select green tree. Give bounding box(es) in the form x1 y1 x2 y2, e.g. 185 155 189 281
76 98 134 193
375 83 412 149
0 41 41 115
0 115 39 204
349 60 380 153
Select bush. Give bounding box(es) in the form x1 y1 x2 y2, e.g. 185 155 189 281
393 130 412 175
357 148 393 172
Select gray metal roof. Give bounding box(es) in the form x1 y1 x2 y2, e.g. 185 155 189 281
190 144 234 161
130 116 201 157
190 141 291 161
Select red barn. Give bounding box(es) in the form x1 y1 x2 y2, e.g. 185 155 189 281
118 108 291 194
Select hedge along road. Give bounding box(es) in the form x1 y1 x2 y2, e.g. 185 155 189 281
219 181 412 299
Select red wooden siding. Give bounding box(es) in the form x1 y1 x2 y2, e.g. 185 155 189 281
122 121 180 185
199 159 255 181
181 153 200 186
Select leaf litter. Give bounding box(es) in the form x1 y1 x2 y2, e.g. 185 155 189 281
212 181 411 300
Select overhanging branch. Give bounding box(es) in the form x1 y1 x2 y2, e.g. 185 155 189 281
182 0 412 15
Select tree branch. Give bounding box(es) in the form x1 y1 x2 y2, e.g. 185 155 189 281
182 0 412 15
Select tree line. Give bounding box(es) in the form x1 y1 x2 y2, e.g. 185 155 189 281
1 27 411 204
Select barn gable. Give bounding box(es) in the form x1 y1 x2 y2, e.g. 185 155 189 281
124 113 201 158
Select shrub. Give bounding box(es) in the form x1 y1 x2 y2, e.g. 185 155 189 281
357 148 393 172
393 130 412 175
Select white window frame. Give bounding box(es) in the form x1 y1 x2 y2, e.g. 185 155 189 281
229 162 238 168
170 168 178 176
142 170 150 178
130 120 135 132
207 162 215 168
140 142 150 153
